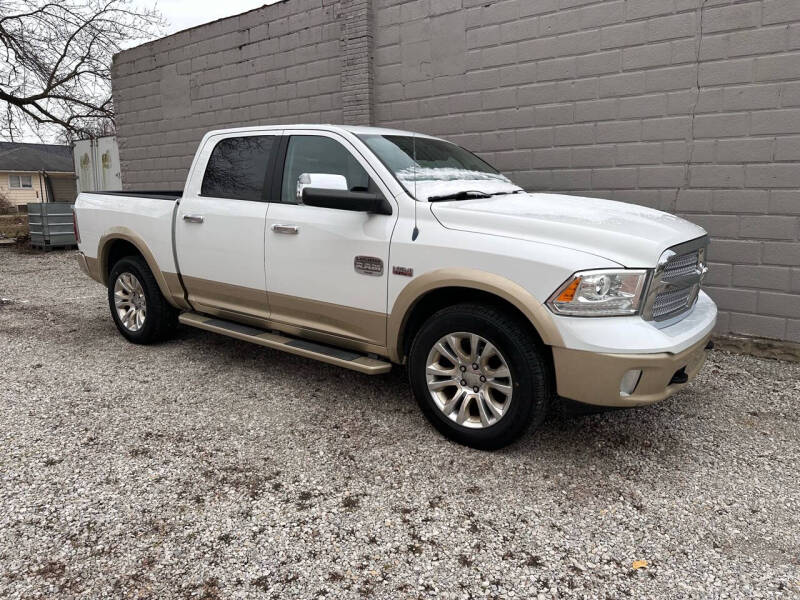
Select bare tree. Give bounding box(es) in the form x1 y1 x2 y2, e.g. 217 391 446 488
0 0 163 141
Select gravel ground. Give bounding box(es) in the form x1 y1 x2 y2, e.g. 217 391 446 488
1 248 799 600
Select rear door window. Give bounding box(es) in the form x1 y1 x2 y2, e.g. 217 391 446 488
280 135 372 204
201 136 276 201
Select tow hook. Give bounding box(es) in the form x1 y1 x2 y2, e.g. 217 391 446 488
669 367 689 385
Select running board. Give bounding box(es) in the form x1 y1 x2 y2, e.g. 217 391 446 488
178 312 392 375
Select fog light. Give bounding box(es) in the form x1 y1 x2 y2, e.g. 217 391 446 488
620 369 642 396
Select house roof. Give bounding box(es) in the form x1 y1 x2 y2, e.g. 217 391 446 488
0 142 73 173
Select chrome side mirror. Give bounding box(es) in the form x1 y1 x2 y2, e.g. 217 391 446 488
296 173 348 203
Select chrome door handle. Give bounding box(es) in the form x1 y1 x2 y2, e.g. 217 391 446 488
271 224 299 235
183 214 204 223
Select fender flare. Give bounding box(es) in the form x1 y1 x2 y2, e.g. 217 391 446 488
387 268 564 362
96 227 181 308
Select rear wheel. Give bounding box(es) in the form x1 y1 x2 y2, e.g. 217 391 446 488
108 255 178 344
408 303 552 450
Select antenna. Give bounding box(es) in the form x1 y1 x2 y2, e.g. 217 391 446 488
412 134 419 241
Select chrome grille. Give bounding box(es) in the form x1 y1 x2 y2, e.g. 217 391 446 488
662 252 699 282
643 236 708 324
652 287 693 319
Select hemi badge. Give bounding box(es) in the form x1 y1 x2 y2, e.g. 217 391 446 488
392 266 413 277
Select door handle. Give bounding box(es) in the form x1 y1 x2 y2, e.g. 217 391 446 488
271 224 299 235
183 214 204 223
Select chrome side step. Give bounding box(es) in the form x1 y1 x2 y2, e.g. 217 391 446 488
178 312 392 375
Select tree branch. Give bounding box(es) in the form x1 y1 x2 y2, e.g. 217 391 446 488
0 0 163 140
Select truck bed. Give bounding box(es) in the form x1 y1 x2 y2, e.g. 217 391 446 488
81 190 182 201
75 191 181 278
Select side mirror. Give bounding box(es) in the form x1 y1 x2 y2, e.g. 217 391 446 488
302 187 392 215
297 172 348 203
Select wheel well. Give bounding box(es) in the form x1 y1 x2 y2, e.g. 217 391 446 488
399 287 547 361
104 239 142 280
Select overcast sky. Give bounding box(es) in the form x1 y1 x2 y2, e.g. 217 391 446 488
153 0 280 37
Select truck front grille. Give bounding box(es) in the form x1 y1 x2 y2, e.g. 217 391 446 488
643 236 708 324
652 286 694 320
661 251 699 282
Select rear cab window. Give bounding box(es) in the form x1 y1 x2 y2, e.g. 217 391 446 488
201 136 276 201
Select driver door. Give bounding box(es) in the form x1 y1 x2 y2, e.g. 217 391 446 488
265 131 397 347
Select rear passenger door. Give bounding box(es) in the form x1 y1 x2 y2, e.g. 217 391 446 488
176 132 280 324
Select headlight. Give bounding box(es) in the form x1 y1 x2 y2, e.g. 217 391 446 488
547 269 649 316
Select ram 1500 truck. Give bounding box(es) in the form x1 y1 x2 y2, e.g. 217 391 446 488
75 125 716 449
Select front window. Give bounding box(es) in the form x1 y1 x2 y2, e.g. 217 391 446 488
358 134 518 200
9 174 32 189
281 135 372 205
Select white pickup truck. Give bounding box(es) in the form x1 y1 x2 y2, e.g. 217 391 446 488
75 124 716 449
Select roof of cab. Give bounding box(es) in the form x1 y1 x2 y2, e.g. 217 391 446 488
203 124 438 139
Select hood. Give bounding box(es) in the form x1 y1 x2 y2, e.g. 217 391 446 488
430 192 707 267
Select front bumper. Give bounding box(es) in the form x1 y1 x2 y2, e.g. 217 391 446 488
552 332 711 407
550 291 717 407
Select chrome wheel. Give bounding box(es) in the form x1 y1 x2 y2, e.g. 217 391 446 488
425 332 513 429
113 272 147 332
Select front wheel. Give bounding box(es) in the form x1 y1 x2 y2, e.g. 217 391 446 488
408 303 552 450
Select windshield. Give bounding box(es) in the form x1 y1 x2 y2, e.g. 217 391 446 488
358 134 520 201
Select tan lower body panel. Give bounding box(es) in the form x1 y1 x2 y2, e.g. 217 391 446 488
179 312 391 375
80 253 102 284
181 275 270 321
163 272 190 310
177 275 388 352
269 292 386 347
552 333 711 407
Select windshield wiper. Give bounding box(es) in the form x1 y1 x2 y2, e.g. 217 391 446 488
427 190 492 202
428 189 525 202
489 189 524 196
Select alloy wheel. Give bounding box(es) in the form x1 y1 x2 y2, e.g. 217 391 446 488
113 272 147 332
425 331 513 429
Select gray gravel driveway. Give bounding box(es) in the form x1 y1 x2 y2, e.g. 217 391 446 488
1 249 798 599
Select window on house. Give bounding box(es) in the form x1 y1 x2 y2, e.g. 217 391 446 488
9 175 33 189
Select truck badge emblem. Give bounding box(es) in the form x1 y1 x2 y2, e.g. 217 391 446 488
354 256 383 276
392 266 413 277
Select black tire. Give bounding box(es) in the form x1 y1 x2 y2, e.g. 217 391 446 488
408 303 552 450
108 255 178 345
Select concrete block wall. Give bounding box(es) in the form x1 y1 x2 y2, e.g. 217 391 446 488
113 0 363 189
112 0 800 342
373 0 800 343
341 0 374 123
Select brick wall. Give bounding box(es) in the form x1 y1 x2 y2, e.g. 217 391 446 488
373 0 800 342
112 0 800 342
